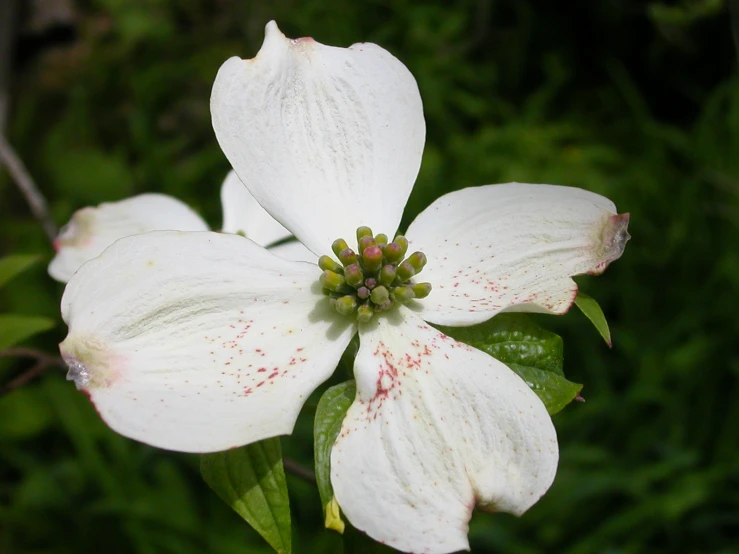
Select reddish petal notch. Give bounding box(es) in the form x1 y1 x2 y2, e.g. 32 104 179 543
590 212 631 275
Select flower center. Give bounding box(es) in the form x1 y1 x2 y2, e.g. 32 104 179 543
317 226 432 323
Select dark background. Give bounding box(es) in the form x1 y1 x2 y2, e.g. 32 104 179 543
1 0 738 552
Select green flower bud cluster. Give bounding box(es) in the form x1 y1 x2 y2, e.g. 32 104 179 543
318 226 432 322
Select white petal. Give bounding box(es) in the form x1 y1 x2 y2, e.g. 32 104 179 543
268 240 318 263
220 170 292 246
331 308 557 554
405 183 630 326
60 231 355 453
211 21 425 256
48 194 209 283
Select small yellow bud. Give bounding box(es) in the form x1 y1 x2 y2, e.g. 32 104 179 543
324 497 345 534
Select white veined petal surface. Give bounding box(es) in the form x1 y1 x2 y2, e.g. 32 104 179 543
331 308 558 554
220 170 292 245
48 193 209 283
60 231 355 453
405 183 630 326
211 21 425 256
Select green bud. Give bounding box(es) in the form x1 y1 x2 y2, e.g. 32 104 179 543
335 295 358 315
357 304 374 323
383 242 404 263
319 255 343 274
370 285 389 305
362 245 383 272
377 299 393 311
332 239 349 258
356 226 373 243
339 248 358 266
375 233 388 246
411 282 432 299
392 286 416 303
393 235 409 257
358 235 376 254
395 261 415 283
343 263 364 288
379 264 396 287
320 270 346 292
405 251 427 273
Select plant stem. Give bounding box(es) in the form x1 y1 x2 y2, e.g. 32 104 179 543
0 347 66 396
0 134 57 241
283 457 317 484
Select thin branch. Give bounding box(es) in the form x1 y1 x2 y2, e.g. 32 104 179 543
0 133 57 241
0 347 66 397
283 457 317 484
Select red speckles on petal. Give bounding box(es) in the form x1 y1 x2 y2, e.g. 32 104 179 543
194 312 319 399
362 329 447 421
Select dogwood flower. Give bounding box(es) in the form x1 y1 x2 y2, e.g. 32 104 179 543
48 171 310 282
59 22 629 554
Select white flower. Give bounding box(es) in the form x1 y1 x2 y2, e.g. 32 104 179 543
59 22 629 554
48 171 311 282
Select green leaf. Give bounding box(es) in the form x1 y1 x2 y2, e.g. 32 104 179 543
200 439 291 554
435 314 581 414
314 380 356 533
574 291 612 346
0 314 56 350
506 363 583 415
0 255 40 289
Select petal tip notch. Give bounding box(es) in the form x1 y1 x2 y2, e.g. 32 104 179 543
264 20 315 47
64 357 91 390
590 211 631 275
59 335 118 390
260 20 289 57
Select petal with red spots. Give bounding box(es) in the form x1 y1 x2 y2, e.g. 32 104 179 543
405 183 629 326
331 307 558 553
60 231 354 452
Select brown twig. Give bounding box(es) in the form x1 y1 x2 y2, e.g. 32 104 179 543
283 456 317 484
0 347 66 397
0 133 57 241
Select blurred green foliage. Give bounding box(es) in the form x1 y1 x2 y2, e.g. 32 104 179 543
1 0 738 552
